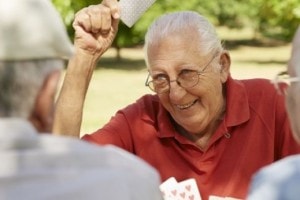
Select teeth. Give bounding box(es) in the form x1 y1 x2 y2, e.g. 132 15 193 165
176 100 196 109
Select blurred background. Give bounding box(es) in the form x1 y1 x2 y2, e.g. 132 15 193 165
52 0 300 134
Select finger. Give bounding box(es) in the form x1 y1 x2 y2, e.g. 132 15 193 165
73 22 87 40
100 5 112 34
73 8 93 33
88 5 102 33
111 15 120 35
102 0 120 19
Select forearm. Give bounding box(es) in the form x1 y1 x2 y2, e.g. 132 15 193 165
53 1 120 137
53 51 98 137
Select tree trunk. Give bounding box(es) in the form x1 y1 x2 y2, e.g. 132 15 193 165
115 46 121 61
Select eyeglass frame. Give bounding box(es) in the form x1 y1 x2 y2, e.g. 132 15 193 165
145 52 219 94
272 70 300 95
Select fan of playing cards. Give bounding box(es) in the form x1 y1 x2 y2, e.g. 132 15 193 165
160 177 242 200
160 177 202 200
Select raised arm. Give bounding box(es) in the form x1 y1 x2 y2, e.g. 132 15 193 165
53 0 120 137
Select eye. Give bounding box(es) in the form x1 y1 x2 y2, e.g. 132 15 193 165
152 74 169 83
179 69 197 80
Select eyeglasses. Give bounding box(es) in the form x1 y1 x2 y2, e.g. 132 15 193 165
272 71 300 95
145 53 218 94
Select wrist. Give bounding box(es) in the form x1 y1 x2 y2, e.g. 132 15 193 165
67 48 99 76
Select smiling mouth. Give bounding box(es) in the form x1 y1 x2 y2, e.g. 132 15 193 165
176 100 197 110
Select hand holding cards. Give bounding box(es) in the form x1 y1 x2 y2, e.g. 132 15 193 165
160 177 202 200
119 0 156 27
160 177 242 200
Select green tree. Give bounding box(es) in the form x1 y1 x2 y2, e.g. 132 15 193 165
53 0 300 60
248 0 300 41
52 0 100 39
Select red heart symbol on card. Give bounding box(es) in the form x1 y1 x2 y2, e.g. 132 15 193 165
171 190 177 196
189 195 195 200
180 192 186 198
185 185 191 191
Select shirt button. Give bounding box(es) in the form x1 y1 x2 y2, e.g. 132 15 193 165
224 132 231 139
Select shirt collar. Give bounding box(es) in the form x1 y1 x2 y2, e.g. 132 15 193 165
224 75 250 127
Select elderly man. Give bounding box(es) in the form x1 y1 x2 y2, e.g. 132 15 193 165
247 27 300 200
53 0 300 199
0 0 162 199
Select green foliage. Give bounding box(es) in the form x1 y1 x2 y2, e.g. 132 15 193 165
251 0 300 40
52 0 99 39
52 0 300 55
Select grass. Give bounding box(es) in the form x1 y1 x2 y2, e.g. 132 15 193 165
60 27 292 135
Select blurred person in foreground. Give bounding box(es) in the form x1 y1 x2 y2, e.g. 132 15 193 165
0 0 162 199
247 27 300 200
53 0 300 199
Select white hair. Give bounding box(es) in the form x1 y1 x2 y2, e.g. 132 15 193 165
144 11 223 67
0 59 64 118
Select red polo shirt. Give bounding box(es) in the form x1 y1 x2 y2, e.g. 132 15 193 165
82 76 300 200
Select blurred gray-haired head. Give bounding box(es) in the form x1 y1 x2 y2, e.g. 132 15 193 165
0 0 73 118
0 0 73 60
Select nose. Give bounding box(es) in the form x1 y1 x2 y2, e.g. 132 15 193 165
168 80 186 101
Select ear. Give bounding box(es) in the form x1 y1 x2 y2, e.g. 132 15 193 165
28 70 61 133
219 51 231 83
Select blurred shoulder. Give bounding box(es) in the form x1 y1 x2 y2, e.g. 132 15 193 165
248 155 300 200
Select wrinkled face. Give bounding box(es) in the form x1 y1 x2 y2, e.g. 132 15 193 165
147 33 230 134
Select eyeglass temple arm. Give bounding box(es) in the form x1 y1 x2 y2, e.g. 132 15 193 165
145 73 151 86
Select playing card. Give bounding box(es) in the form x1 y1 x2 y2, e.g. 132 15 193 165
159 177 178 200
209 195 241 200
176 179 202 200
119 0 156 27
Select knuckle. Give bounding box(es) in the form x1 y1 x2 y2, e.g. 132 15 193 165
89 5 101 14
100 5 111 16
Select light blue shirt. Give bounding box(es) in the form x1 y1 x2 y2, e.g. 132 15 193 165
0 118 162 200
247 154 300 200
